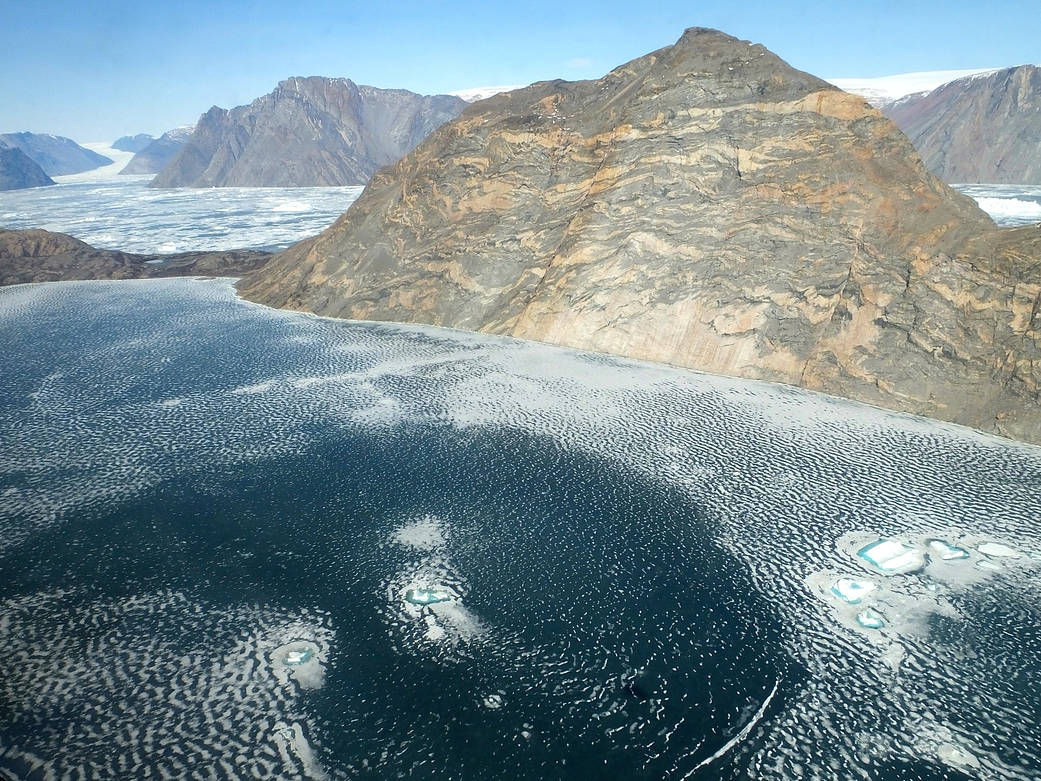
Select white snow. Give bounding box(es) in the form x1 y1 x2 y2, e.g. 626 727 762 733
928 539 969 561
270 200 311 213
51 142 136 183
826 68 1001 106
856 608 885 629
831 578 876 603
447 85 526 102
858 539 925 573
977 542 1020 559
972 197 1041 223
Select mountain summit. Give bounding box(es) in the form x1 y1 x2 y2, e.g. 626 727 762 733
150 78 467 187
239 28 1041 443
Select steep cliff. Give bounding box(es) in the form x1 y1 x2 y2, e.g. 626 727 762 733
0 132 112 176
0 147 55 190
150 78 467 187
884 65 1041 184
239 28 1041 444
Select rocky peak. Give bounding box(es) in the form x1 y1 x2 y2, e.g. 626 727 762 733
238 29 1041 443
150 78 466 187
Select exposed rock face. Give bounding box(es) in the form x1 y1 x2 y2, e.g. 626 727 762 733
885 66 1041 184
0 229 269 286
120 126 193 175
0 132 112 176
239 28 1041 444
0 147 55 190
150 78 467 187
112 134 155 153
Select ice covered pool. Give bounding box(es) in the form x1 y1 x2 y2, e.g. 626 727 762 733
1 278 1040 780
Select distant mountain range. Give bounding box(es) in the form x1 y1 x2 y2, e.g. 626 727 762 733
150 78 467 187
447 85 525 102
112 134 155 153
827 68 1000 108
120 126 194 175
0 147 55 191
0 132 111 176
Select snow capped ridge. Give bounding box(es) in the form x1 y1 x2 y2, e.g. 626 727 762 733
827 68 1001 106
447 85 526 102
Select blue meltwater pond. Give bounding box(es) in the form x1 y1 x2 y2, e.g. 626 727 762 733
1 278 1040 779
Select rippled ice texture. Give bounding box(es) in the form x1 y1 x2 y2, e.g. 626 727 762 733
1 279 1040 780
0 177 362 253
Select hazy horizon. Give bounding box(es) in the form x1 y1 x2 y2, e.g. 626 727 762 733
2 0 1039 141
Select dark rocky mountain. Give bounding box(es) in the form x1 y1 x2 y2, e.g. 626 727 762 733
884 65 1041 184
0 229 269 286
0 132 112 176
0 147 55 191
120 126 194 175
112 134 155 153
239 28 1041 445
150 78 467 187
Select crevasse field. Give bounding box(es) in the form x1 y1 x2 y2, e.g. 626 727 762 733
1 278 1040 780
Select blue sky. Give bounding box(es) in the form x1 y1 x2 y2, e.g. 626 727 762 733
1 0 1038 141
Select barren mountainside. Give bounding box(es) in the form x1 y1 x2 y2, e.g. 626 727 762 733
150 78 467 187
0 147 55 191
239 28 1041 444
0 228 269 286
120 126 194 175
884 65 1041 184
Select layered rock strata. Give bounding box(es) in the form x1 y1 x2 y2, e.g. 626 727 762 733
238 28 1041 443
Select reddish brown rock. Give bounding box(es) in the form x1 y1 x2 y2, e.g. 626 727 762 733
238 28 1041 444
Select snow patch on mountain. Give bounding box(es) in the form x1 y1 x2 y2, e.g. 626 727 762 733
827 68 1001 107
447 85 526 103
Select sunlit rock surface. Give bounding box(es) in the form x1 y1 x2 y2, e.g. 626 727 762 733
239 28 1041 445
